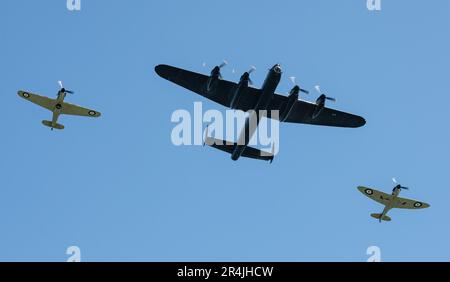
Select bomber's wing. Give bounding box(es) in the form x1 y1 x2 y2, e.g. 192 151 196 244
357 186 392 206
269 94 366 128
18 90 55 111
155 64 260 111
393 197 430 209
61 102 101 117
155 64 366 127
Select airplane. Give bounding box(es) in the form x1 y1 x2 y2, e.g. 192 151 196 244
358 178 430 222
155 62 366 162
18 81 101 130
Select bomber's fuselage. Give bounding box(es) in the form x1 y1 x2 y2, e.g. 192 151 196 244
231 64 282 161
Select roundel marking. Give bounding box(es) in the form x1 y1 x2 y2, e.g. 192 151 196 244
88 111 97 116
365 189 373 195
414 202 423 208
23 92 30 98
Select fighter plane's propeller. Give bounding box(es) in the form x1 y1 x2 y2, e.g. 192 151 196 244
392 177 409 190
58 81 74 94
288 76 309 94
314 85 335 102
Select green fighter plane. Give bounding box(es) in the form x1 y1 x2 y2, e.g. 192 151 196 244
358 178 430 222
18 81 101 130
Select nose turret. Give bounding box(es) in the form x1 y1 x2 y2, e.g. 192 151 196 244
272 64 282 74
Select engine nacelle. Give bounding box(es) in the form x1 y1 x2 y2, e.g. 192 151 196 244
312 94 326 119
315 94 326 106
206 66 221 93
280 86 299 122
230 72 251 109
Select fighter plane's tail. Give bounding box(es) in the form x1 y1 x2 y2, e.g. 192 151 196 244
42 120 64 130
371 213 392 222
204 136 274 162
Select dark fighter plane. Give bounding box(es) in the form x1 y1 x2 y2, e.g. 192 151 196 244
155 62 366 162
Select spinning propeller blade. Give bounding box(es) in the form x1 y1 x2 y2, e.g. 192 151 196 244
289 76 296 85
57 80 74 94
392 177 409 190
247 66 256 85
219 60 228 69
315 85 335 102
289 76 309 94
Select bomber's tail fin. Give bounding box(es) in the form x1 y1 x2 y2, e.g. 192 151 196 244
371 213 391 222
42 120 64 130
204 136 274 162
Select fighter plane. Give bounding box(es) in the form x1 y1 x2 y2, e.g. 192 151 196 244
358 178 430 222
155 62 366 162
18 81 101 130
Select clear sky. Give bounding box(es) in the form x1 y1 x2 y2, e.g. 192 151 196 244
0 0 449 262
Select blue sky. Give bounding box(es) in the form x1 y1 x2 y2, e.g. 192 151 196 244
0 0 449 261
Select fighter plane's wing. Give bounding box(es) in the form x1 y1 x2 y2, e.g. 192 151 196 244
393 197 430 209
357 186 392 205
61 102 101 117
268 94 366 128
18 90 55 111
155 64 260 111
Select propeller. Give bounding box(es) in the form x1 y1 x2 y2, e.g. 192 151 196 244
392 177 409 190
203 60 228 79
245 66 256 85
215 60 228 79
315 85 335 102
289 76 309 94
203 60 233 74
58 81 74 94
218 60 228 69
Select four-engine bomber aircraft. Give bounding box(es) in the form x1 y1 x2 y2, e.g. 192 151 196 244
155 62 366 161
18 81 101 130
358 178 430 222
